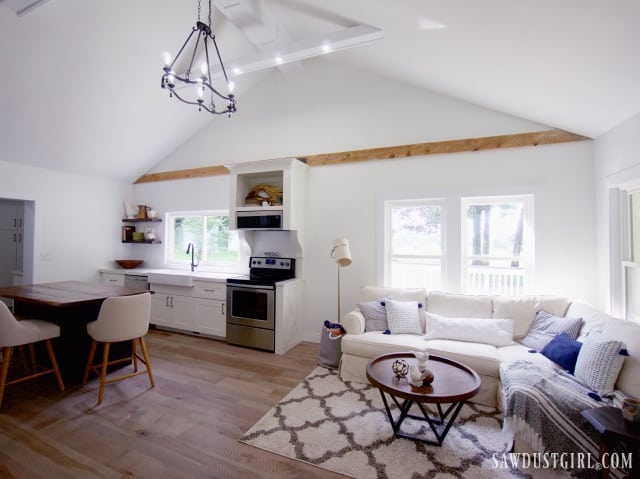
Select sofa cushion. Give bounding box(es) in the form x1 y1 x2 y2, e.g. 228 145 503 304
425 339 500 377
574 331 627 396
567 299 615 342
540 332 583 373
601 318 640 399
424 312 514 346
492 295 570 339
358 298 388 332
520 310 583 351
358 287 427 331
426 291 492 318
386 300 422 335
341 331 429 358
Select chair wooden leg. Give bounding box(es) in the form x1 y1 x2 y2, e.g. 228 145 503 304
138 337 154 388
83 340 98 385
28 343 37 373
131 339 138 373
45 339 65 392
0 347 13 409
98 342 110 405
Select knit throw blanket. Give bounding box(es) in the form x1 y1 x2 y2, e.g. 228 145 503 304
501 361 617 478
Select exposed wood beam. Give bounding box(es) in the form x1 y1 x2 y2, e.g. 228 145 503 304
133 129 588 184
134 165 229 184
300 129 588 166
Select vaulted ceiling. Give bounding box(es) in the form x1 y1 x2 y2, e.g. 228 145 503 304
1 0 639 182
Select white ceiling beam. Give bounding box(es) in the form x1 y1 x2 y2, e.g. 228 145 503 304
217 24 384 78
1 0 51 16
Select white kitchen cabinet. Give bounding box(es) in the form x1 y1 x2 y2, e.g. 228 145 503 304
151 292 193 330
192 280 226 337
150 280 227 337
193 298 226 337
227 158 308 233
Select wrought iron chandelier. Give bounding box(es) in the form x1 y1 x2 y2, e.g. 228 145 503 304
161 0 236 115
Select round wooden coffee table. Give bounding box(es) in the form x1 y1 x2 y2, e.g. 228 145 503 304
366 352 481 446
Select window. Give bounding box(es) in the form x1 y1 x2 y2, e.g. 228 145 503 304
384 200 444 289
166 211 242 269
461 196 533 295
623 189 640 322
381 193 534 295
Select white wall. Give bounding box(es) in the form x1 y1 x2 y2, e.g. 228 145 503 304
133 61 597 344
0 159 132 282
151 60 548 173
594 112 640 313
303 141 596 340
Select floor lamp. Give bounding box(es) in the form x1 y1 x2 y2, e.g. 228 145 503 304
331 238 352 323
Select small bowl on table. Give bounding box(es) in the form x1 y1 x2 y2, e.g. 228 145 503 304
115 259 144 269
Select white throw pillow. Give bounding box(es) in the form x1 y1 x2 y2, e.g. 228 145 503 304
386 300 422 335
424 312 514 346
573 331 627 396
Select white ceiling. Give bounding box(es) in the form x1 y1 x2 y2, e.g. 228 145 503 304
1 0 639 183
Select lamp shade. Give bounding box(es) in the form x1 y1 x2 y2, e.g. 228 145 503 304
331 238 352 267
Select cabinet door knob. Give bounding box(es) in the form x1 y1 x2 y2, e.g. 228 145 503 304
221 303 225 315
165 296 170 307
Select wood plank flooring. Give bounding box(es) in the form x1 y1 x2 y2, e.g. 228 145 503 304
0 329 348 478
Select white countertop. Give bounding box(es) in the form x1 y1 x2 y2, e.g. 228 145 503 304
99 267 244 283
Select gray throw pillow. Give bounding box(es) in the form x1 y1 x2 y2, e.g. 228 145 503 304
573 331 627 396
358 298 388 332
520 310 583 351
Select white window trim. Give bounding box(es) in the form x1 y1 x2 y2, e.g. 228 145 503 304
164 209 246 272
377 187 538 294
606 163 640 317
460 194 535 295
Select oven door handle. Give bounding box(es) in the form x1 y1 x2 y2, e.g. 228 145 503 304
228 284 274 291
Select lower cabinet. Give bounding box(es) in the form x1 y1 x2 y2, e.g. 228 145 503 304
151 292 193 330
150 281 226 338
194 298 226 337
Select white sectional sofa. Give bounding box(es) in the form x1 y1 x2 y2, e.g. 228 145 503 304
339 286 640 409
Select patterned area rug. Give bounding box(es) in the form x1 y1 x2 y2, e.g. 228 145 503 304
240 367 544 479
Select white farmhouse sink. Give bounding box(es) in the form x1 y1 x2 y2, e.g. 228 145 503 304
148 270 194 287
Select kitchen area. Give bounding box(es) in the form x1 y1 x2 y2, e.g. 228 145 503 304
99 158 308 355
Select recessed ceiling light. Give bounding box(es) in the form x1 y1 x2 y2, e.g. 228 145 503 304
417 16 446 31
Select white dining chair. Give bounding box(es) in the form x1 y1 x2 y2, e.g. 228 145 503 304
82 292 154 405
0 301 65 409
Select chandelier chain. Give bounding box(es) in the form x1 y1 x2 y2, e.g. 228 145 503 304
197 0 201 22
208 0 212 29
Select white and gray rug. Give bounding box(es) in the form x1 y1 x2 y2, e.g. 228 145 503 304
240 367 550 479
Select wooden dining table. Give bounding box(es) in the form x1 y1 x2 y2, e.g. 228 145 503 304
0 281 150 384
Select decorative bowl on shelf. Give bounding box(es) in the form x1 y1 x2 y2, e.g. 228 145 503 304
115 259 144 269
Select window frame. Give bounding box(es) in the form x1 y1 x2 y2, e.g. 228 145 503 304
164 209 245 272
377 189 536 295
383 198 447 290
460 194 535 296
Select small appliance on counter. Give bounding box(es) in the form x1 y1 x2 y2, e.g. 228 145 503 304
226 256 296 352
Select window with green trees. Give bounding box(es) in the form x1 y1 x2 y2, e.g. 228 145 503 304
166 211 241 267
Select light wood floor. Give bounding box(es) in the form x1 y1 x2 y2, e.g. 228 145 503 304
0 329 349 478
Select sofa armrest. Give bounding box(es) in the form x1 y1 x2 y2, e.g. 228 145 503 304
342 310 365 335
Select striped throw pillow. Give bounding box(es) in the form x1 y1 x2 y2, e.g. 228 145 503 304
574 332 627 396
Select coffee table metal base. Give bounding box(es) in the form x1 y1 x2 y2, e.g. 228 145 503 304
379 389 465 446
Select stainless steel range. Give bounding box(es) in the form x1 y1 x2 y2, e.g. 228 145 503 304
226 256 296 352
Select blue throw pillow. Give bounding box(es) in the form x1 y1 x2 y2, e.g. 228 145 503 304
540 332 582 373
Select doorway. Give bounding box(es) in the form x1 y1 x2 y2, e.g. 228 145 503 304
0 198 34 287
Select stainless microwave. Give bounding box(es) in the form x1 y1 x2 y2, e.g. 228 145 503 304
236 210 283 229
